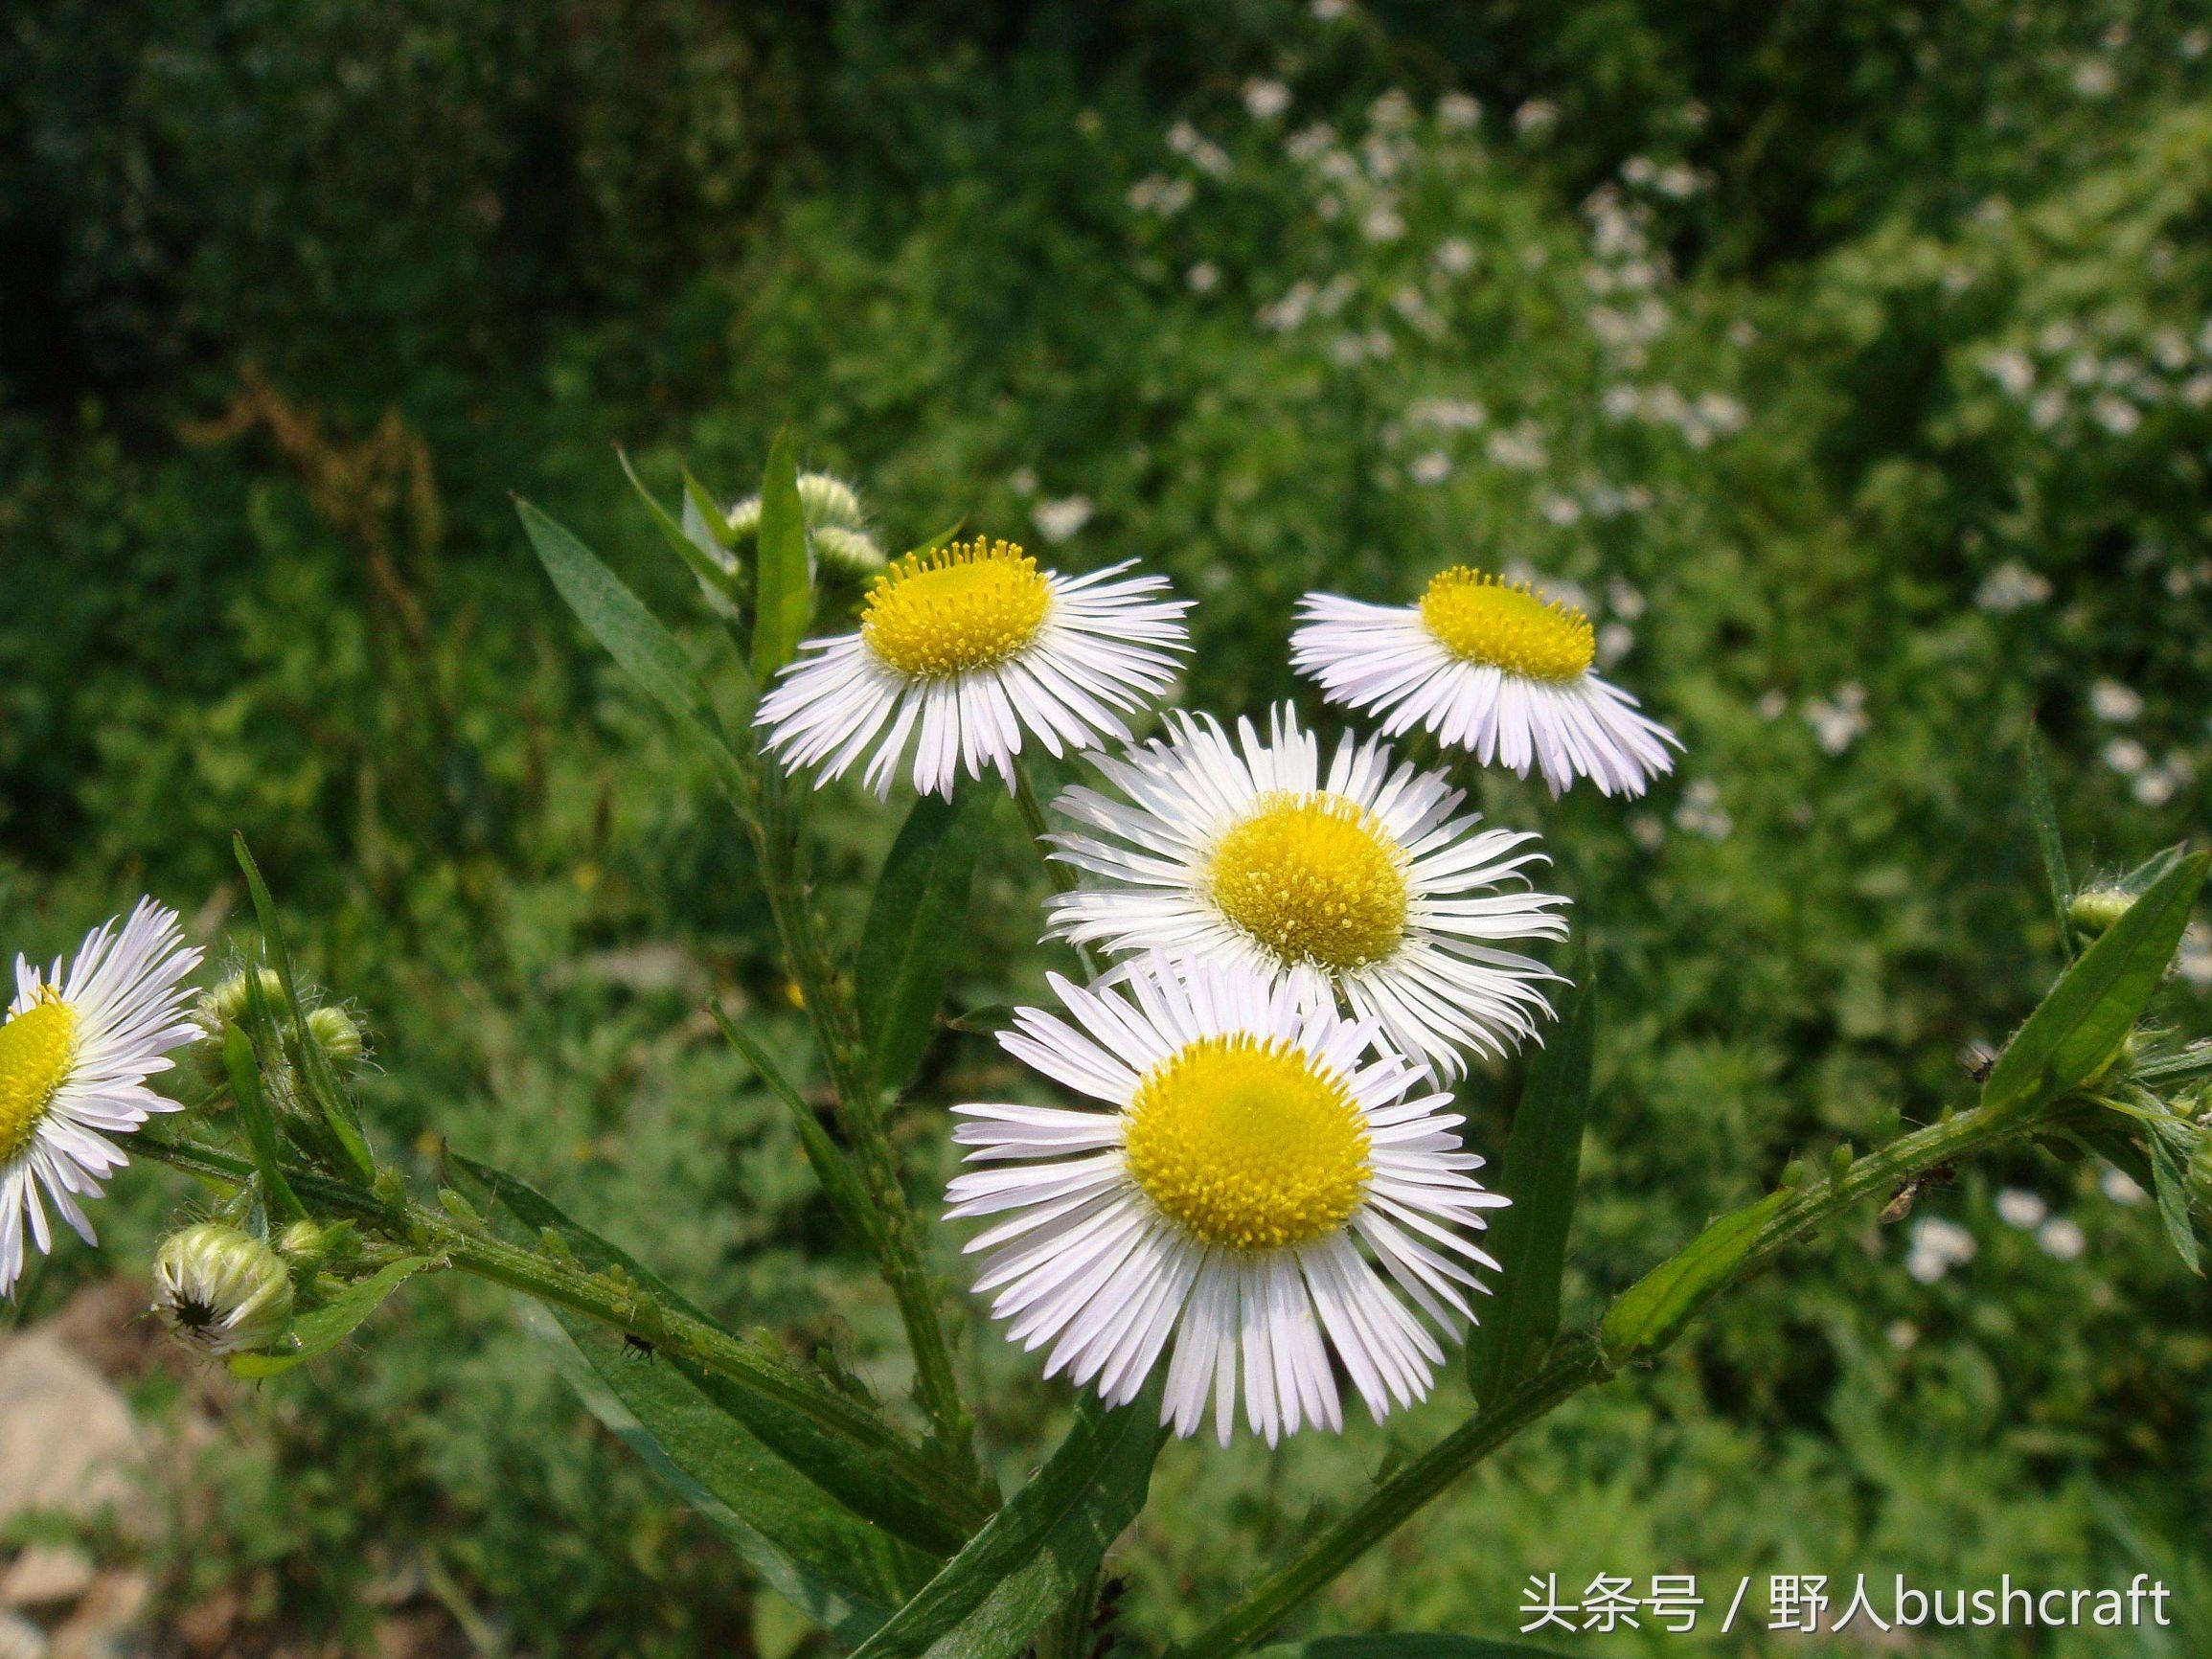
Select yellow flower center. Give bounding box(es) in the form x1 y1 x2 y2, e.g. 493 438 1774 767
1418 567 1594 682
0 993 77 1165
1123 1034 1370 1251
861 539 1053 679
1209 792 1409 972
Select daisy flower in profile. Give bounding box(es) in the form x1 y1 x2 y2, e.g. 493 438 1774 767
3 900 202 1295
946 952 1506 1445
756 537 1191 798
1046 707 1566 1080
1291 567 1679 796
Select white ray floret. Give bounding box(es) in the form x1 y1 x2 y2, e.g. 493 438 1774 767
1046 705 1567 1079
1 900 203 1295
946 952 1509 1445
757 537 1191 798
1291 568 1679 797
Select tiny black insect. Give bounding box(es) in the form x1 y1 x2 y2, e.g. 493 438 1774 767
622 1332 658 1362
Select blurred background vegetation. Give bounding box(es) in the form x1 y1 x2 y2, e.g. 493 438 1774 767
4 1 2211 1653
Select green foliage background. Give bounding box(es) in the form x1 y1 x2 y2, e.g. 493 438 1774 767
4 1 2211 1652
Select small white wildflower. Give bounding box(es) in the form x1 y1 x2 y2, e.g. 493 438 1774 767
1906 1216 1976 1283
2132 768 2178 808
1673 778 1731 839
2030 389 2068 430
1243 79 1291 121
2100 1167 2147 1205
1539 492 1583 527
1596 622 1635 666
1886 1319 1920 1351
1286 123 1336 163
1974 561 2051 612
2071 58 2118 97
1484 424 1548 471
2037 1217 2087 1261
1621 155 1656 186
1311 0 1349 19
1654 162 1703 199
1436 92 1482 129
1407 397 1486 430
1995 1188 2048 1230
2101 737 2148 776
2089 678 2143 722
1512 100 1560 137
1187 261 1220 294
1031 496 1095 544
1360 204 1406 242
1983 348 2035 397
2178 923 2212 987
1756 689 1789 721
1408 451 1451 486
1433 238 1476 276
1629 813 1666 851
2091 393 2142 436
1803 684 1870 756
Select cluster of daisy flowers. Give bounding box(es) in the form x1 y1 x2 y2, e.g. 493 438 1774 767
756 535 1678 1443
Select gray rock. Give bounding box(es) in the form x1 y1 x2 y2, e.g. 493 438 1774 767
0 1336 145 1526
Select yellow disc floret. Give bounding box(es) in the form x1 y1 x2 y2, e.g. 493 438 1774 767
861 538 1053 679
0 992 77 1165
1210 792 1409 971
1418 567 1594 682
1123 1034 1371 1251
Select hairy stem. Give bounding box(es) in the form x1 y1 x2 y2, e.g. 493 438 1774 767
133 1129 995 1538
746 767 992 1505
1174 1099 2041 1657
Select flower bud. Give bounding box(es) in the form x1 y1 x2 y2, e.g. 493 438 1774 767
277 1217 352 1271
810 524 886 575
197 966 285 1036
2067 887 2135 939
152 1222 295 1355
306 1003 365 1069
795 473 865 531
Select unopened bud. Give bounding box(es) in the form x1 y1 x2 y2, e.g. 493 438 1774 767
810 524 886 574
796 473 865 530
306 1003 364 1069
277 1218 350 1270
2068 887 2136 939
197 966 285 1035
152 1222 295 1355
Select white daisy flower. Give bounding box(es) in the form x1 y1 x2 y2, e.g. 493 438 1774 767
1045 706 1567 1079
2 900 202 1295
946 953 1507 1445
1290 567 1680 796
757 538 1191 798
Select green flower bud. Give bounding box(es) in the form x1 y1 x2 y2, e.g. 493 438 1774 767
795 473 865 531
306 1003 365 1069
276 1217 353 1271
152 1222 295 1355
2067 887 2136 939
197 966 285 1036
810 524 886 575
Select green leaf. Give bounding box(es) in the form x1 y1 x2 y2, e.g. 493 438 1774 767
1253 1639 1571 1659
519 1303 933 1643
2116 842 2190 897
1981 852 2209 1118
711 1008 879 1252
617 448 741 604
682 468 737 549
2146 1133 2203 1276
445 1154 967 1561
232 834 375 1180
2021 724 2074 960
518 496 712 724
858 789 993 1095
847 1378 1166 1659
219 1018 307 1224
1599 1191 1790 1368
230 1257 434 1378
1470 961 1595 1404
753 431 814 680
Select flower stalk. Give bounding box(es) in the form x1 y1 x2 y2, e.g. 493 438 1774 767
1173 1093 2048 1658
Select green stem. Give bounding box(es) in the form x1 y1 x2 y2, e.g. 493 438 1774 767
1013 759 1102 978
1174 1099 2042 1658
746 768 992 1506
133 1129 993 1538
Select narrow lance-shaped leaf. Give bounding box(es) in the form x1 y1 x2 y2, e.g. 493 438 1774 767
617 449 742 609
233 834 374 1180
847 1376 1168 1659
218 1019 308 1224
518 1303 933 1643
231 1257 434 1379
712 1008 880 1253
519 496 712 724
2021 723 2074 961
754 430 814 679
1599 1191 1790 1368
1470 960 1595 1404
446 1154 968 1562
1981 851 2209 1119
2146 1132 2203 1277
858 788 993 1095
